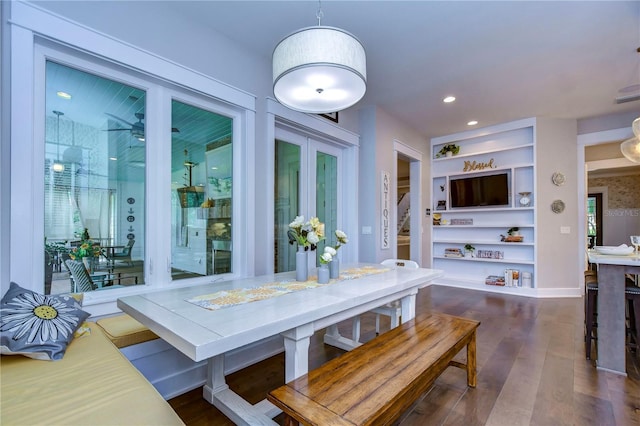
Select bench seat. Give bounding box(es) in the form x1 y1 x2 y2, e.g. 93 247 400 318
0 322 183 425
268 312 480 426
96 313 159 348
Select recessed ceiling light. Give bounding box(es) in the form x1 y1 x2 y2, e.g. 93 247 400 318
467 120 478 126
211 166 218 170
443 96 456 103
57 91 72 100
109 157 117 161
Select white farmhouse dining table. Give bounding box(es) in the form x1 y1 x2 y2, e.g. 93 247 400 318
587 250 640 376
118 263 443 425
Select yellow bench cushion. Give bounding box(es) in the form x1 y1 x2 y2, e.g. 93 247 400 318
0 322 183 425
96 313 158 348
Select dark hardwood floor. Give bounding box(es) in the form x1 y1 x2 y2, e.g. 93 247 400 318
168 285 640 425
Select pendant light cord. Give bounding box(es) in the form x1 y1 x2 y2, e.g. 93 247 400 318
316 0 323 26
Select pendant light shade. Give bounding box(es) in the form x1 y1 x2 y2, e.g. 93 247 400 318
273 26 366 114
620 117 640 163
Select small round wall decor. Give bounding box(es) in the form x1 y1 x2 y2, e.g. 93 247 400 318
551 199 565 214
127 215 135 222
551 172 565 186
127 197 135 204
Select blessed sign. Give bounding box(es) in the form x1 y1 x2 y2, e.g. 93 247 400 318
463 158 496 172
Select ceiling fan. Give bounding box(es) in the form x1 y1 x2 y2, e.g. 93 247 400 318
105 112 180 141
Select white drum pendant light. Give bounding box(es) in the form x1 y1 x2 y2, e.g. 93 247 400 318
272 3 366 114
620 117 640 163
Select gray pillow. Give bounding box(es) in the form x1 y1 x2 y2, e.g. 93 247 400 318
0 282 91 360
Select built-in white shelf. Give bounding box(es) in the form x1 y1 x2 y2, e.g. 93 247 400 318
431 119 537 293
433 255 535 265
433 239 534 246
431 276 536 295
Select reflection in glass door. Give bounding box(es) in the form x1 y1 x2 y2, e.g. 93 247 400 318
274 140 301 272
170 100 233 280
274 136 339 272
44 60 146 294
315 151 338 263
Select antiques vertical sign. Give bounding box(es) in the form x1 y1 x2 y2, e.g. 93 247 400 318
381 170 390 249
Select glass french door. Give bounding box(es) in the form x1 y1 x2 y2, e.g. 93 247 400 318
274 128 341 272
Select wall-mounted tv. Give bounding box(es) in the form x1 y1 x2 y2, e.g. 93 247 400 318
450 172 510 208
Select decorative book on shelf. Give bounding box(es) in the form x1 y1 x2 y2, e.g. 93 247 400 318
450 218 473 225
477 250 504 259
444 248 463 258
485 275 505 286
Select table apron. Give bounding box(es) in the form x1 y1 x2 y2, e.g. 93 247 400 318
311 287 419 331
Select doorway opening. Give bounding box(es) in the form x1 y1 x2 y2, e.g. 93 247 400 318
394 141 422 265
587 193 603 248
397 157 411 259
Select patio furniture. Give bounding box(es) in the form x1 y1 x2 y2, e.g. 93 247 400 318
64 259 125 292
105 239 135 267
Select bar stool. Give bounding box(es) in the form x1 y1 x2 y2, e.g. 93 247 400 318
627 284 640 352
584 271 598 360
585 271 640 359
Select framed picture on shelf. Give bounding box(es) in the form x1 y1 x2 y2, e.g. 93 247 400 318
319 111 339 123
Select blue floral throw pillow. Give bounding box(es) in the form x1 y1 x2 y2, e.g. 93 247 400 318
0 282 91 360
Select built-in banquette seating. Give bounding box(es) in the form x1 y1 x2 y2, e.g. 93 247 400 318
0 313 181 425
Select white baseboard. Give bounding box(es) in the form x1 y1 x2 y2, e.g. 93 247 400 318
430 280 582 299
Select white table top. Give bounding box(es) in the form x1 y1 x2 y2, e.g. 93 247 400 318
587 250 640 266
118 263 443 362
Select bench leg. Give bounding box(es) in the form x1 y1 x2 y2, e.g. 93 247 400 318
284 414 299 426
467 330 477 388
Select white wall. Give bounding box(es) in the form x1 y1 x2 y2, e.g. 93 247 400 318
358 106 378 262
358 106 429 265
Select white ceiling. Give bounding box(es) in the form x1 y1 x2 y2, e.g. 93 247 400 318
167 0 640 140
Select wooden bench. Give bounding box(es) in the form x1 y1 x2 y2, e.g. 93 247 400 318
267 312 480 426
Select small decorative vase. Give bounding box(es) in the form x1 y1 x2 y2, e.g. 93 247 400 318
518 192 531 207
445 151 453 158
329 258 340 279
82 257 91 272
318 265 330 284
295 246 308 282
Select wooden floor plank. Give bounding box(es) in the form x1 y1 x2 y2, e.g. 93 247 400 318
530 352 575 425
169 285 640 426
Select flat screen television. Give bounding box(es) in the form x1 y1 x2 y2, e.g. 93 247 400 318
450 173 510 208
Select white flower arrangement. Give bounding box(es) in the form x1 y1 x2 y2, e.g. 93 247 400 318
320 246 336 265
288 215 325 251
334 230 348 250
320 250 333 264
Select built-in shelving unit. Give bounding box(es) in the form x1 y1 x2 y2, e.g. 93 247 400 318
430 120 537 293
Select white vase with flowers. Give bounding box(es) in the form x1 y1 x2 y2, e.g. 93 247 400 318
288 215 324 281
